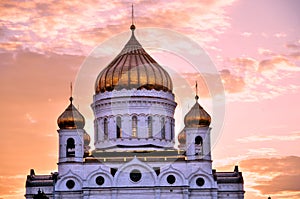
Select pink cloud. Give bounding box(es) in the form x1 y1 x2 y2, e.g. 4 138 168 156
220 69 245 93
258 56 299 73
258 48 274 56
0 0 236 55
274 33 287 38
241 32 252 37
237 132 300 143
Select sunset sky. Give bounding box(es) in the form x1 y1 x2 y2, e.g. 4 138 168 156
0 0 300 198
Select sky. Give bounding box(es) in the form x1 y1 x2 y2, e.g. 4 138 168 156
0 0 300 198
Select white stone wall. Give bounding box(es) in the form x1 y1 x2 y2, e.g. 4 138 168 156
54 157 224 198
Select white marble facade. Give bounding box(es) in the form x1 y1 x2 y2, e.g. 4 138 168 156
25 24 244 199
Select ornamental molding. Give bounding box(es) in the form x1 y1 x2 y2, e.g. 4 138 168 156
93 89 175 102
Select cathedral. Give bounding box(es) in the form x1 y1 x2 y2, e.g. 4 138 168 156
25 19 245 199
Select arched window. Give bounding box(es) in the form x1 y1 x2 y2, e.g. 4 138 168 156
147 116 153 138
161 117 165 139
132 116 137 137
66 138 75 157
195 136 203 145
195 136 203 156
116 116 122 138
104 118 108 139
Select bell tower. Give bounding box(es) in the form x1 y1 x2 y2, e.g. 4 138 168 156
57 95 90 163
178 83 212 161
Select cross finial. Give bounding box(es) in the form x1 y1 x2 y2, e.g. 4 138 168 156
195 81 199 101
132 4 134 25
69 82 73 103
130 4 136 31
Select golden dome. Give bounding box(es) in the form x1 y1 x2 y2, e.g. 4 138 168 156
83 130 91 146
57 97 85 129
184 96 211 128
178 130 186 145
95 26 173 94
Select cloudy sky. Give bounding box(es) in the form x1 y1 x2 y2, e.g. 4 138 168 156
0 0 300 198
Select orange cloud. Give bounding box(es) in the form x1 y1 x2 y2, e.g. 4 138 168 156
220 69 245 93
240 156 300 175
254 174 300 195
240 156 300 197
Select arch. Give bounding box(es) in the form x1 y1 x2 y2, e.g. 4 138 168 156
188 173 214 189
113 157 157 187
161 117 165 139
56 170 82 191
104 118 108 139
132 116 137 137
147 116 153 138
86 169 114 187
116 116 122 138
66 138 75 157
195 136 203 145
158 165 186 186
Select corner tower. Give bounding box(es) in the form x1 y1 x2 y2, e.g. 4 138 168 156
92 23 177 151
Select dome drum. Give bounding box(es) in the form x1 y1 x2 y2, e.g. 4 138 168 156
92 93 177 151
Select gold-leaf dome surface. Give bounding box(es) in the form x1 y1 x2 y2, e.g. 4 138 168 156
178 130 186 145
57 97 85 129
95 27 173 94
184 97 211 128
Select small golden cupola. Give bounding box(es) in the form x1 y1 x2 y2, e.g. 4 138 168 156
57 97 85 129
178 130 186 145
184 95 211 128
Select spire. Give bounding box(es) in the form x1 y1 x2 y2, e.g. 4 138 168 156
70 82 73 103
195 81 199 101
57 83 85 129
130 4 136 31
132 4 134 26
121 4 141 53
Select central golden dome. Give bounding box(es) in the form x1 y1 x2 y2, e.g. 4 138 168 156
95 26 173 94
